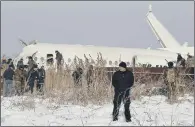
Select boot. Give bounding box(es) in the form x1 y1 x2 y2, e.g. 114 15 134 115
126 119 131 122
113 117 118 121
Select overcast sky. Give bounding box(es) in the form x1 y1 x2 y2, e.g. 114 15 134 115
1 1 194 57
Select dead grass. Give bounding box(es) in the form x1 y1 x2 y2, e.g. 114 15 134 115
40 55 194 106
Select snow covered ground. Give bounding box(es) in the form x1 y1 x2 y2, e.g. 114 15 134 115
1 94 194 126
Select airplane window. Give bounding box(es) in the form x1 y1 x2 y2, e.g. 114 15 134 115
115 61 118 65
68 58 71 63
40 57 44 62
47 54 54 65
109 61 112 65
34 57 37 62
126 62 130 66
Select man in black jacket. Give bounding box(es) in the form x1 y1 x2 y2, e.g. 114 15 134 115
112 62 134 122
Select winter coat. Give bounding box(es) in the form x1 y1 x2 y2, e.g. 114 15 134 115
37 68 45 82
56 52 63 62
163 67 178 84
3 67 15 80
112 70 134 92
27 70 39 85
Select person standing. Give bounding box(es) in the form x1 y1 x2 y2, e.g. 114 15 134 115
27 64 39 94
112 62 134 122
163 62 178 103
14 65 25 96
55 50 63 69
27 56 36 74
37 65 45 93
3 64 15 97
17 58 24 69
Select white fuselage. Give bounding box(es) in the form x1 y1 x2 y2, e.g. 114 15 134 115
13 43 181 70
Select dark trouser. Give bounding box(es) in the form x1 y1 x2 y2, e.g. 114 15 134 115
28 82 34 94
112 90 131 121
57 61 61 69
37 80 44 92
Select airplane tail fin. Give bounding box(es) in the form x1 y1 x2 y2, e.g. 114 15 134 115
146 4 181 48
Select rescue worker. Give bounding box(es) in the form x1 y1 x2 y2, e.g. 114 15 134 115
86 65 94 89
27 64 39 94
14 65 25 96
17 58 24 69
55 50 63 69
3 64 15 97
163 62 178 103
37 65 45 93
72 67 83 86
112 62 134 122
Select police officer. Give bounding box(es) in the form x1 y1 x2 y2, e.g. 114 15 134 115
112 62 134 122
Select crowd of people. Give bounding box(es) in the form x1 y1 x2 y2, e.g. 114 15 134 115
2 56 45 97
1 51 194 123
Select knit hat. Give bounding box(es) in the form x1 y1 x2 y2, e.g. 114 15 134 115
119 62 127 68
168 62 173 68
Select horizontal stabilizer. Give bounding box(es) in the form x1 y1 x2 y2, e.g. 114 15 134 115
182 42 188 47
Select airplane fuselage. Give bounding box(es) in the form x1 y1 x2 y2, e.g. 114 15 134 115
13 43 179 70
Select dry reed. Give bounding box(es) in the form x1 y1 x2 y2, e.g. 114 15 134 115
40 54 194 105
